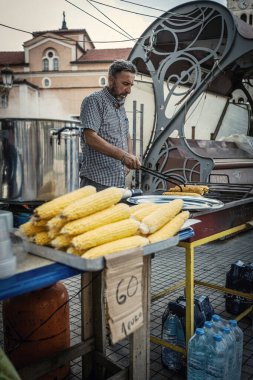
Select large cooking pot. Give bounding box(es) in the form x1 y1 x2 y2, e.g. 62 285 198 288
0 118 80 202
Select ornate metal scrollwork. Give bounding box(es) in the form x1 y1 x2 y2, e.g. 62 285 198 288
129 1 239 191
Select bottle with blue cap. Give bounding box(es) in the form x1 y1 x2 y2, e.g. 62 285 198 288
229 320 243 380
161 313 181 370
206 333 229 380
221 326 236 379
187 328 207 380
203 320 215 340
212 314 228 333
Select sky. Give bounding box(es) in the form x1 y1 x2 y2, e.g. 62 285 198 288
0 0 226 51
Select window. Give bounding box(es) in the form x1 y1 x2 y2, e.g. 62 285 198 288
241 13 247 22
0 94 8 108
43 58 49 71
99 76 107 87
42 77 51 88
42 49 59 71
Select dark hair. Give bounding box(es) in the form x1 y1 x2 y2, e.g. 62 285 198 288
108 59 137 77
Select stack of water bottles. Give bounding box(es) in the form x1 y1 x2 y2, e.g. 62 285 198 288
187 314 243 379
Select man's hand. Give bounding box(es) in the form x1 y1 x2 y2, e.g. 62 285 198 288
121 152 141 170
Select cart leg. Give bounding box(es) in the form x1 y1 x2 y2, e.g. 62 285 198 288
129 255 151 380
81 272 94 379
185 244 195 346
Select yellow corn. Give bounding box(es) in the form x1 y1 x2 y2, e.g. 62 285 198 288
19 221 46 237
168 185 209 195
47 215 66 230
30 217 49 227
139 199 184 235
148 211 190 243
72 218 140 251
61 187 124 222
51 234 73 249
82 235 149 259
33 231 51 246
61 203 130 236
163 191 202 197
129 203 151 214
67 247 86 256
33 185 96 220
130 203 160 221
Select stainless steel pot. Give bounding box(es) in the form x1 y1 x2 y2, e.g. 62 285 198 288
0 118 80 202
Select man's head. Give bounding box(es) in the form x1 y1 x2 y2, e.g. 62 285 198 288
108 59 137 101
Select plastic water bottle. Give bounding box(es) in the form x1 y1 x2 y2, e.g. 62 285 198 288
187 328 207 380
161 314 181 370
206 334 229 380
221 327 236 379
229 320 243 380
212 314 228 333
203 321 215 340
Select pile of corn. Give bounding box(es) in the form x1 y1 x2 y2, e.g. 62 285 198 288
19 186 190 259
163 184 209 197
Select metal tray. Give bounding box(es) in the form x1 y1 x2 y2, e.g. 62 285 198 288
127 195 224 211
22 227 195 272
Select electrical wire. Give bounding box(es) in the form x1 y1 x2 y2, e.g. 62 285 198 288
0 22 139 44
86 0 133 39
65 0 134 39
119 0 165 12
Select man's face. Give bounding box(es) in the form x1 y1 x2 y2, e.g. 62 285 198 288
108 71 135 101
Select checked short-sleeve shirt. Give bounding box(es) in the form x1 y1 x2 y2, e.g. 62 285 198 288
80 87 129 187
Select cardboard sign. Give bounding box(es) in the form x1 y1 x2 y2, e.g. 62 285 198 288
104 248 144 344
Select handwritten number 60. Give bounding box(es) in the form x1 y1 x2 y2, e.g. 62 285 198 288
116 276 138 305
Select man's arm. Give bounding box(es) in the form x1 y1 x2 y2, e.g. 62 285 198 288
84 129 140 170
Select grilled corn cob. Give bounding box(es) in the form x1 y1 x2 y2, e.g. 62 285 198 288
19 221 46 237
33 185 96 220
148 211 190 243
131 203 161 221
82 235 149 259
139 199 184 235
61 203 130 236
72 218 140 251
33 231 51 246
168 185 209 195
61 187 124 222
163 191 202 197
51 234 73 249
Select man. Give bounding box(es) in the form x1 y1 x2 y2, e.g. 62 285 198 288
80 59 141 191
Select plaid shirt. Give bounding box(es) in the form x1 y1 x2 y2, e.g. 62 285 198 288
80 87 129 187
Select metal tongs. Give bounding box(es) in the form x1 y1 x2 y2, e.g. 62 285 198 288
140 166 185 189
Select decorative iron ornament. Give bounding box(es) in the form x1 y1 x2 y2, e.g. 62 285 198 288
129 1 237 192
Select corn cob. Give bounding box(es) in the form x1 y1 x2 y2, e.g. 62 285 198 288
67 247 86 256
72 219 140 251
19 221 47 237
61 187 124 222
163 191 202 197
33 185 96 220
61 203 130 236
148 211 190 244
30 217 49 227
130 203 160 222
168 185 209 195
82 235 149 259
51 234 73 249
47 215 66 230
33 231 51 246
47 215 67 240
139 199 184 235
129 203 151 214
